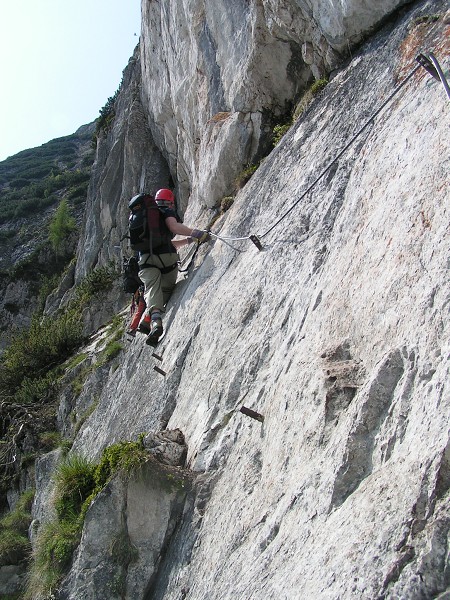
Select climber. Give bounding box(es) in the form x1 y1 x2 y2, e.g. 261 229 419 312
131 188 210 346
126 284 146 337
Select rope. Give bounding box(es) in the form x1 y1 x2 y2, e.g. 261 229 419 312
258 64 421 239
209 63 421 246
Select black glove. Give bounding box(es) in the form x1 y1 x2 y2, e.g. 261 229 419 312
191 229 211 243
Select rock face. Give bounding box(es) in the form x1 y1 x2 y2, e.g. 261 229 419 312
58 440 188 600
27 0 450 599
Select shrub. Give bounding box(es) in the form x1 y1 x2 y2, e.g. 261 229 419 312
235 163 259 190
37 273 60 313
96 89 120 135
13 372 60 407
74 263 117 306
273 122 292 146
293 78 328 121
25 442 147 598
0 489 34 566
48 199 76 255
0 312 83 398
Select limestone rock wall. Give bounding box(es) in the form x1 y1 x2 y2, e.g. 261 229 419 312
139 0 410 215
30 0 450 599
58 455 188 600
74 48 171 282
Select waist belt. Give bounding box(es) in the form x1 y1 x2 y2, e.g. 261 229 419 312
140 262 178 274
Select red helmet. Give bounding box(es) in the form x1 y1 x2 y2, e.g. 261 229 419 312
155 189 174 203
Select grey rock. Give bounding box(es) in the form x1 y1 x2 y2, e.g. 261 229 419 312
21 0 450 599
31 448 62 532
58 461 187 600
143 429 188 467
0 564 27 596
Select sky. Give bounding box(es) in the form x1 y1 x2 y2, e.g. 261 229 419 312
0 0 141 162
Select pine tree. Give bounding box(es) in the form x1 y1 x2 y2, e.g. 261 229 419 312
48 199 76 255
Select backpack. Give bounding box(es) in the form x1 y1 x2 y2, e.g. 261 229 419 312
128 193 173 253
122 256 143 294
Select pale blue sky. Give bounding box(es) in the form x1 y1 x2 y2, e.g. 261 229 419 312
0 0 141 161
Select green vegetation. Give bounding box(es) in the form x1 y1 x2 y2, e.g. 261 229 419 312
0 311 83 399
64 352 89 371
95 88 120 136
272 78 329 146
0 489 34 567
411 13 440 26
293 78 328 121
48 199 77 255
24 454 95 598
37 273 61 313
38 431 63 451
72 400 99 438
53 455 96 521
25 440 148 598
0 263 118 501
98 340 123 365
74 263 117 306
71 364 94 398
0 130 93 228
0 166 91 225
273 123 292 146
96 315 125 366
235 163 259 190
0 264 117 399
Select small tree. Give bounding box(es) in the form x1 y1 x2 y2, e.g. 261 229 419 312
48 199 76 255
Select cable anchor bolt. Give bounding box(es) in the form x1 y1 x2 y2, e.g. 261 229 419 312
250 235 263 250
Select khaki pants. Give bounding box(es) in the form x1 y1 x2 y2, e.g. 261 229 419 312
138 252 179 314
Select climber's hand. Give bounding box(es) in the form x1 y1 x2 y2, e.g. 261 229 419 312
191 229 211 243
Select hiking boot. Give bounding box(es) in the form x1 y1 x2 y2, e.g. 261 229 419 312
138 315 151 334
145 319 163 346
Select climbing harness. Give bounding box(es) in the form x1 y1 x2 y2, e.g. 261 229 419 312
207 52 448 252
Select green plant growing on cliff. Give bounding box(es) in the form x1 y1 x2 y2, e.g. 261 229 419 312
273 122 292 146
0 311 83 398
97 340 123 366
0 489 34 567
272 78 329 147
24 455 95 599
23 434 189 598
73 262 117 307
0 263 118 504
96 315 125 367
25 441 148 598
235 163 259 190
91 438 148 494
53 455 96 520
95 87 120 136
48 199 76 255
293 77 328 121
